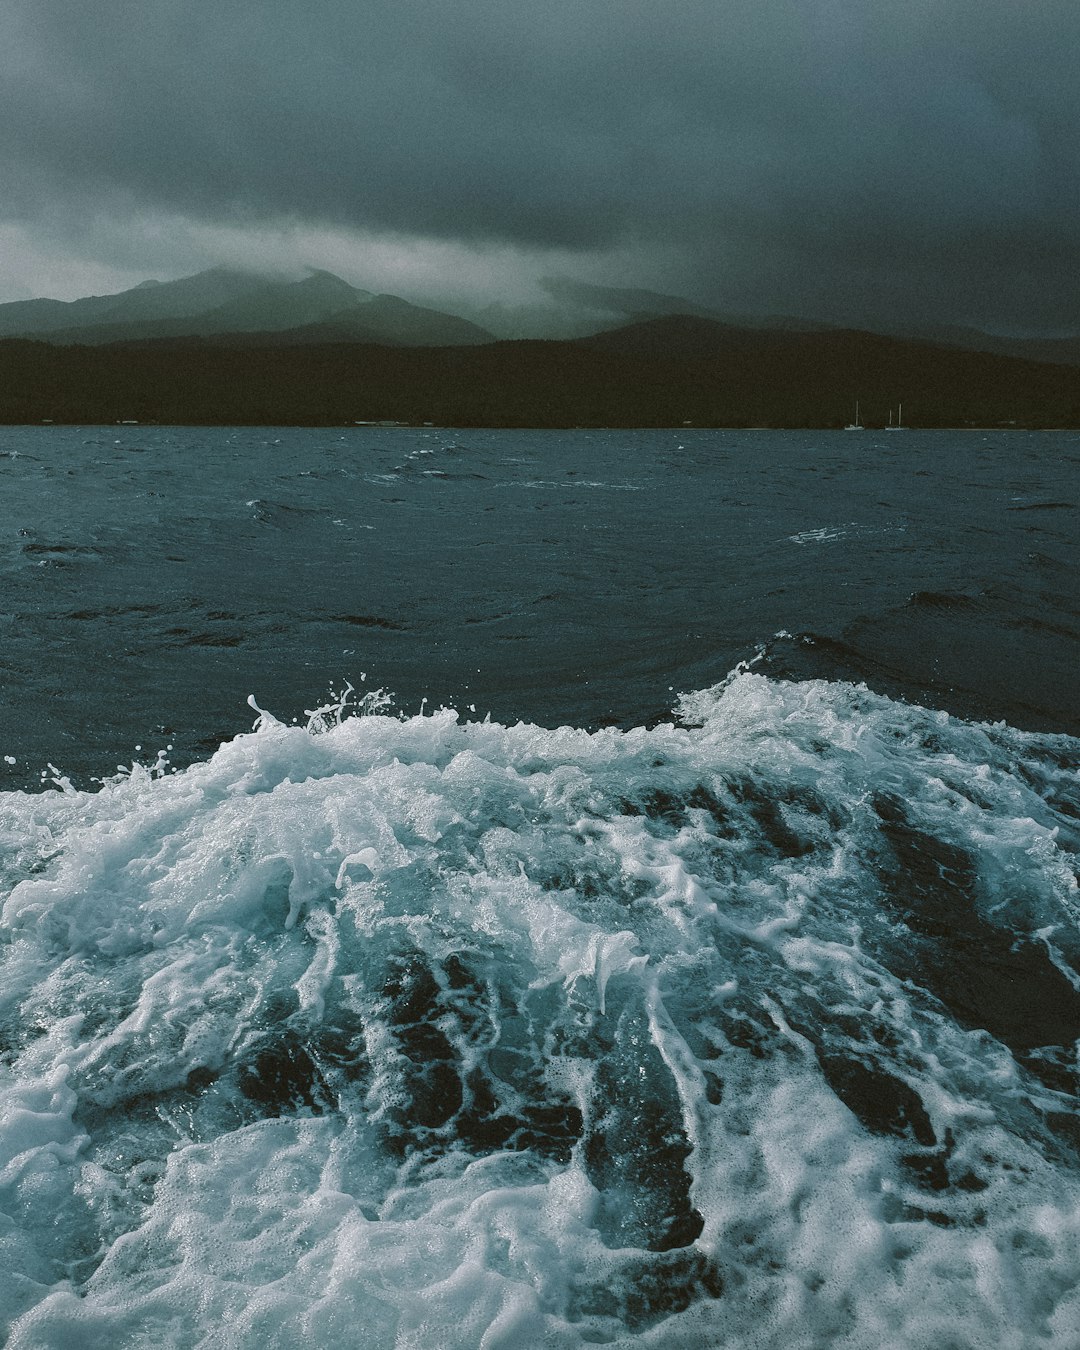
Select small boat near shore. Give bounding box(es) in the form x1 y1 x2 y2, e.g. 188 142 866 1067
884 402 906 430
845 400 864 430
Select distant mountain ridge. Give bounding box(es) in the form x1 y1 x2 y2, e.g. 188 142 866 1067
4 309 1080 427
903 323 1080 369
4 266 1080 368
539 277 830 334
223 294 498 348
0 268 494 348
457 278 834 341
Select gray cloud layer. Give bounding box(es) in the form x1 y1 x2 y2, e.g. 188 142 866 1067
3 0 1079 330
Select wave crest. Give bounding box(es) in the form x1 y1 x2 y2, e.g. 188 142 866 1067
2 674 1079 1346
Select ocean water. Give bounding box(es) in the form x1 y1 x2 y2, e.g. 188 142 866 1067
1 427 1078 1347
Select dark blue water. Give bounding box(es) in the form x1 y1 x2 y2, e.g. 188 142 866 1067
2 426 1077 784
2 427 1079 1347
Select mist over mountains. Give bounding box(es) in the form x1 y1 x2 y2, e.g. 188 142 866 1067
0 268 494 348
0 267 755 346
2 266 1079 367
2 267 1080 427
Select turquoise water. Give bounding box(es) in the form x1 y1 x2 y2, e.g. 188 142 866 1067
1 426 1076 782
0 427 1078 1346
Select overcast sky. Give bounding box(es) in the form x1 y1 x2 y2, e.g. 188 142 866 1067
2 0 1078 333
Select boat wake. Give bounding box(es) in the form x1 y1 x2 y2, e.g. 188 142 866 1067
1 674 1078 1346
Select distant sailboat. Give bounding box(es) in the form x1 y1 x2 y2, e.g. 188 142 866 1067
845 401 864 430
883 402 906 431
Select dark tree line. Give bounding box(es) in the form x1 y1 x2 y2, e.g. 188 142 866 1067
1 322 1078 427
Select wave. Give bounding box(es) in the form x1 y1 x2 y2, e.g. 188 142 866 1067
1 675 1079 1346
246 499 337 527
332 614 408 632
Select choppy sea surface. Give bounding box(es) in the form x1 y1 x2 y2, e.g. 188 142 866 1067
1 426 1078 1347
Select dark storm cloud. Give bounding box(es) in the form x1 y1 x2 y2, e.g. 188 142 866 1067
2 0 1079 329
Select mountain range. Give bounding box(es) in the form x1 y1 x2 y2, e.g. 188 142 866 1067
2 311 1079 428
4 267 1080 366
0 268 494 348
2 268 1080 427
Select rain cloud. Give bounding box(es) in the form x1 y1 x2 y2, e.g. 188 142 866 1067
1 0 1078 331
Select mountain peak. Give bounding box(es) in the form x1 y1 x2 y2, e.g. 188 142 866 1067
0 266 490 347
296 269 367 301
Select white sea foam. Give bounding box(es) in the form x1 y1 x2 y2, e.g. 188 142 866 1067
1 674 1078 1347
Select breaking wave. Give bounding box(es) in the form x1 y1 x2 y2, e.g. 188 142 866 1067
1 674 1079 1347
